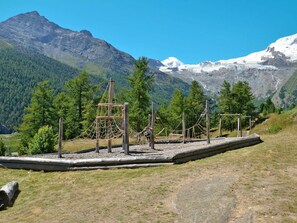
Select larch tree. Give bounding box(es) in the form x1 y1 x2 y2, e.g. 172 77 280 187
231 81 255 115
217 80 255 130
185 81 206 127
19 81 54 138
126 57 154 132
63 71 96 138
167 89 185 130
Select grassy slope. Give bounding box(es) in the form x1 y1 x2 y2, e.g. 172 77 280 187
0 108 297 222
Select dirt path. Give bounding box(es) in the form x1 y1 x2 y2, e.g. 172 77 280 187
175 174 255 223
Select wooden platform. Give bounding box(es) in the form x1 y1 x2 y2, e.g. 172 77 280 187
0 134 261 171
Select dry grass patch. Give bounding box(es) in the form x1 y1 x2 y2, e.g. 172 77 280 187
1 109 297 222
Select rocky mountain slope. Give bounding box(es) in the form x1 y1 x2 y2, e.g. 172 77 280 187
155 34 297 104
0 11 134 77
0 11 189 104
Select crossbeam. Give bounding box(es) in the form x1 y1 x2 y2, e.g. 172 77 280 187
219 114 240 116
96 115 122 119
98 103 124 107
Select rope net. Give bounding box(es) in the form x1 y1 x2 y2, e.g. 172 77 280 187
62 80 125 152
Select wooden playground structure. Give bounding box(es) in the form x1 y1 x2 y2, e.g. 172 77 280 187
54 79 254 158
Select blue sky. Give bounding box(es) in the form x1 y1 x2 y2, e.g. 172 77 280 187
0 0 296 64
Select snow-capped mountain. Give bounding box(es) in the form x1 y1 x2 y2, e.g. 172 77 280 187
161 57 184 69
157 33 297 100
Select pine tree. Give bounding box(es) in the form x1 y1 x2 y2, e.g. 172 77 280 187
185 81 205 127
259 97 276 115
218 81 255 130
63 71 96 138
19 81 54 138
231 81 255 115
167 89 185 129
126 57 154 131
218 81 233 114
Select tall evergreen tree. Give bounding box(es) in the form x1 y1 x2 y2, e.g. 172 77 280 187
19 81 54 138
126 57 154 131
217 81 233 114
259 97 276 115
63 71 96 138
231 81 255 115
167 89 185 130
185 81 205 127
217 81 255 130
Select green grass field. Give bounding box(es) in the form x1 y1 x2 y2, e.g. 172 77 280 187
0 133 21 154
1 108 297 222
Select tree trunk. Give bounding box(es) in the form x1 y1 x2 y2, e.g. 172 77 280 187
0 181 19 210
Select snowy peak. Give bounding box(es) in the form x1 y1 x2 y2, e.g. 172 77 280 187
160 33 297 74
267 33 297 61
219 33 297 65
161 57 184 68
157 33 297 99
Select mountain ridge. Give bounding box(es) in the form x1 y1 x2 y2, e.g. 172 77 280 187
0 11 190 104
156 33 297 105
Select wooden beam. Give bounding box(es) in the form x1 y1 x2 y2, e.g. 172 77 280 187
96 117 99 153
98 103 124 107
206 100 210 144
182 112 186 144
151 102 155 150
219 114 240 116
58 118 63 158
237 114 242 137
218 116 222 137
249 116 252 133
96 115 122 119
123 103 129 155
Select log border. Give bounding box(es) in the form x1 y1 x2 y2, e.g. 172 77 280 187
0 134 261 171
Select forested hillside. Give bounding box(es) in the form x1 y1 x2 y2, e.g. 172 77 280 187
0 41 80 133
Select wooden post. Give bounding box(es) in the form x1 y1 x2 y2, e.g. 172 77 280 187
249 116 252 133
95 117 99 153
148 114 151 127
192 126 195 138
218 115 222 137
107 79 114 153
182 112 186 144
206 100 210 144
0 181 18 210
123 103 129 155
237 114 242 137
151 102 155 150
187 128 190 139
58 118 63 158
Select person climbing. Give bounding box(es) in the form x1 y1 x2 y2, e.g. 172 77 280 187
144 127 152 142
